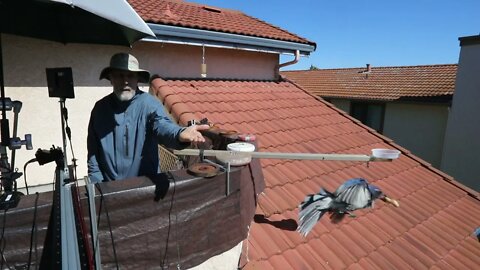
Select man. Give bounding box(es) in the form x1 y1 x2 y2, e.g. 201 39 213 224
87 53 208 183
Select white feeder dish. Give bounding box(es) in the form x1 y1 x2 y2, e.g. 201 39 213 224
216 142 255 166
371 149 401 159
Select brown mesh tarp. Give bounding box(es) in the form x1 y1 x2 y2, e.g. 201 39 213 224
0 159 264 269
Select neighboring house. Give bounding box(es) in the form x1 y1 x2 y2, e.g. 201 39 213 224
3 0 480 269
442 35 480 191
282 64 457 169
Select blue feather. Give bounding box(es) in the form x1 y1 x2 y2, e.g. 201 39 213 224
474 227 480 241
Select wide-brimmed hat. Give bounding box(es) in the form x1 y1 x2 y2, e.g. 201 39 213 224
99 53 150 83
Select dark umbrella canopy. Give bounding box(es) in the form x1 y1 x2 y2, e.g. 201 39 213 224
0 0 154 46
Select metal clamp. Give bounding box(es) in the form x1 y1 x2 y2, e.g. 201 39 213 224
201 158 232 196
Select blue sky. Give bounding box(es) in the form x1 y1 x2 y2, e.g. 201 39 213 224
194 0 480 70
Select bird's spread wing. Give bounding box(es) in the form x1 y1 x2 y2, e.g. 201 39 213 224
334 178 366 195
334 179 372 210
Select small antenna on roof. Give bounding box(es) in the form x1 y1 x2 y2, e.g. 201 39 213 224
358 64 371 79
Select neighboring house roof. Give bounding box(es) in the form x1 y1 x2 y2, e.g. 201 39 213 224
282 64 458 101
150 78 480 269
129 0 315 46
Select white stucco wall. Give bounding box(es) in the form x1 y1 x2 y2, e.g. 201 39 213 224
191 241 242 270
133 42 278 80
383 102 449 168
441 38 480 191
325 98 449 168
2 34 278 187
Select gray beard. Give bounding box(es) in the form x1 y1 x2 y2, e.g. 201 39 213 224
114 89 135 101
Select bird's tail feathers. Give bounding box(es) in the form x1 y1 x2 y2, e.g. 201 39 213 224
297 192 333 237
299 188 330 209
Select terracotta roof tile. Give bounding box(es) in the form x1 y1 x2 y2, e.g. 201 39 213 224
282 64 458 101
149 78 480 269
266 253 295 270
242 260 275 270
369 249 401 269
129 0 315 46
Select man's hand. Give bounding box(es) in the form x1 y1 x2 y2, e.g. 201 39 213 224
179 124 210 143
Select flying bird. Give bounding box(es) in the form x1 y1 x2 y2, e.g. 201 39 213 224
297 178 399 236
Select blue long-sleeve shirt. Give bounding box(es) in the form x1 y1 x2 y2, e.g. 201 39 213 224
87 90 186 183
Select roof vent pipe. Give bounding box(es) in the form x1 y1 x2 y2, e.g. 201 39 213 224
358 64 371 78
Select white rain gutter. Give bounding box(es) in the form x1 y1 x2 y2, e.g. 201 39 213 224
278 49 300 69
145 23 316 56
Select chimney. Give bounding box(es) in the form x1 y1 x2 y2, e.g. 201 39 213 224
366 64 371 73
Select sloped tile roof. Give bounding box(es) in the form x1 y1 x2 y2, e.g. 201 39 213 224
150 78 480 269
282 64 458 101
128 0 315 46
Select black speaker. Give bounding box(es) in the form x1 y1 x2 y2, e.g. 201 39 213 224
46 67 75 99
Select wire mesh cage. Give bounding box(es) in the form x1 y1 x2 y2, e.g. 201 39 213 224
159 145 183 172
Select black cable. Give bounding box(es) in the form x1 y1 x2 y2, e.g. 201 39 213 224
62 102 78 182
96 184 119 270
0 209 12 270
0 162 11 194
0 210 5 270
173 174 182 270
22 158 37 195
161 173 176 270
27 192 39 270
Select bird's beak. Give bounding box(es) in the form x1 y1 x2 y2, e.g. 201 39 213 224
382 196 400 207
